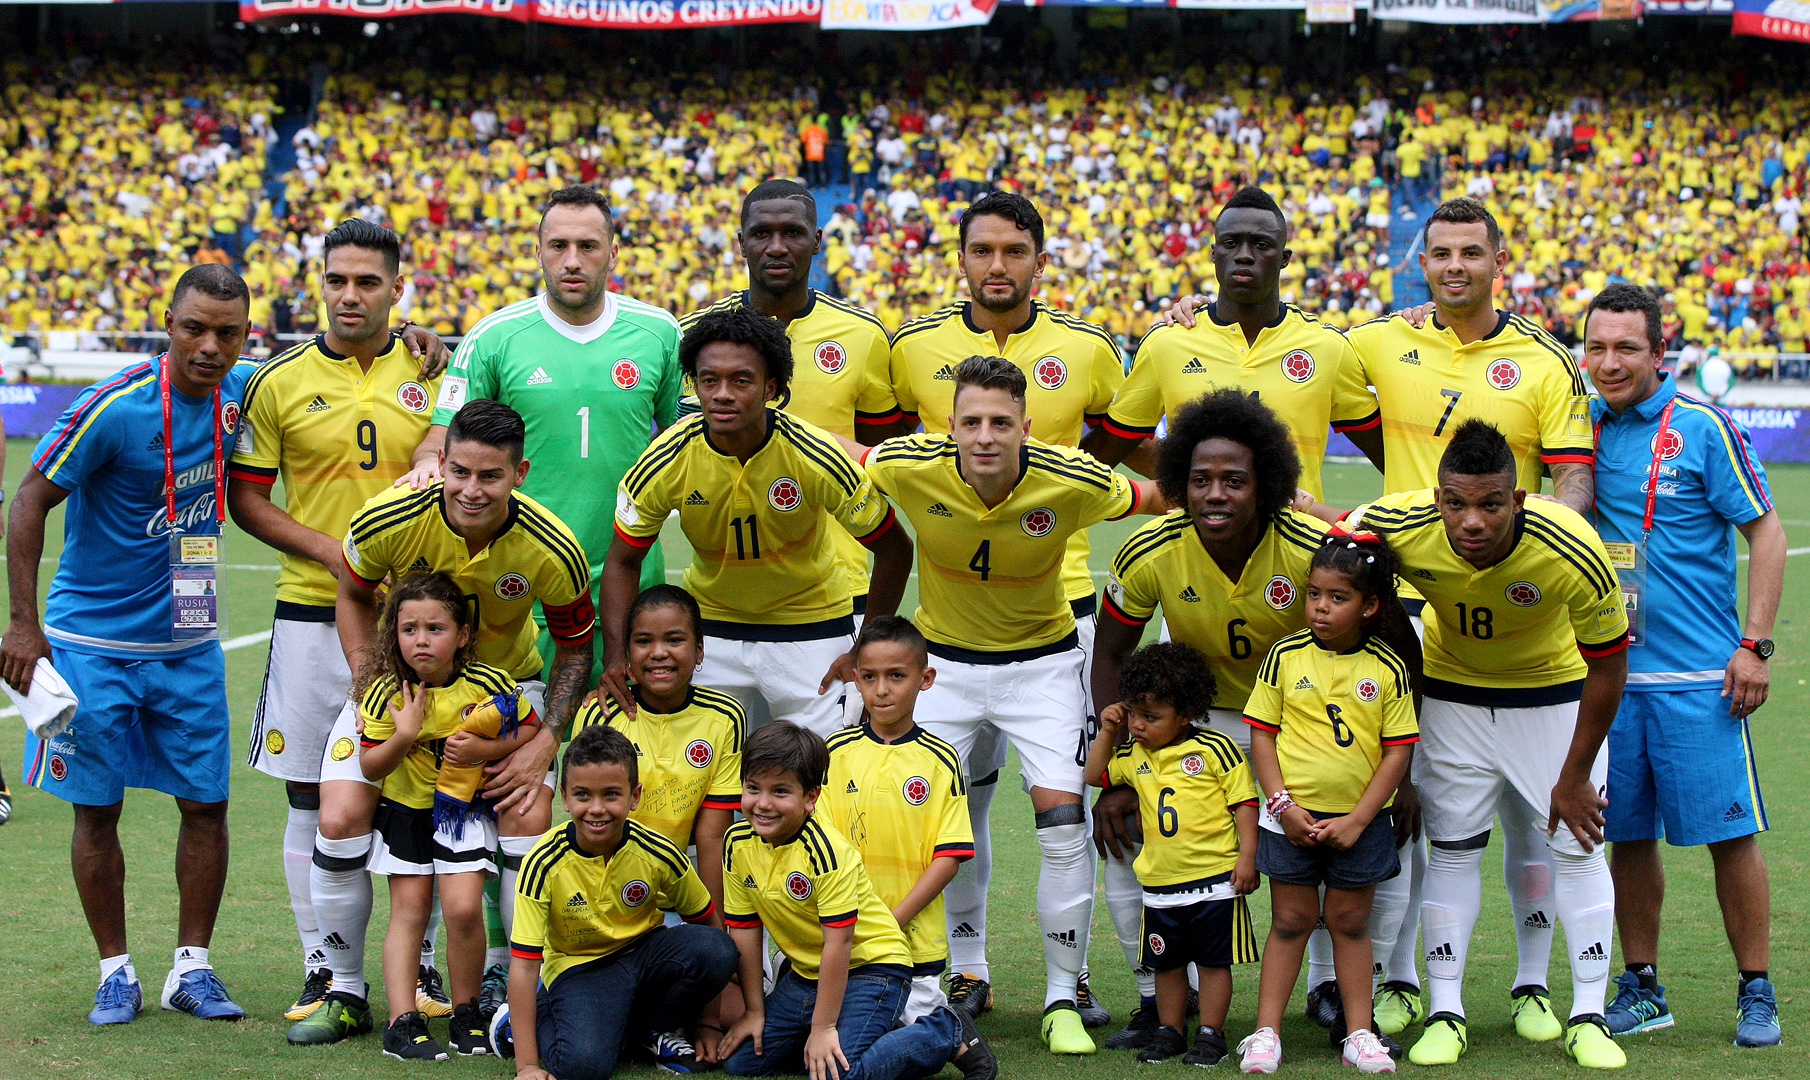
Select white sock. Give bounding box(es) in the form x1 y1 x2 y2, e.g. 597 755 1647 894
498 835 539 946
1035 813 1093 1008
172 946 210 976
101 954 135 985
485 878 509 970
311 831 374 1000
1308 917 1337 990
945 778 996 981
1500 796 1556 991
1552 848 1616 1019
284 804 326 971
421 888 441 970
1103 841 1154 999
1422 845 1484 1019
1385 838 1427 986
1369 841 1415 990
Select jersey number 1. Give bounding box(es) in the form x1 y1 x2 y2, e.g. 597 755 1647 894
576 407 590 459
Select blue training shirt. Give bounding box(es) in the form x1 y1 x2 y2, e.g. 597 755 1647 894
32 355 257 659
1590 373 1772 691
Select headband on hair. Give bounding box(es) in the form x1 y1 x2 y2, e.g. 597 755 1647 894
1323 523 1382 563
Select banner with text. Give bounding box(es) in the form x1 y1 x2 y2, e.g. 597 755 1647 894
1367 0 1630 20
240 0 822 25
1734 0 1810 40
820 0 998 28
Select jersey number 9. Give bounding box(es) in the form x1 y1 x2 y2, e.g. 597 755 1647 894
357 420 377 471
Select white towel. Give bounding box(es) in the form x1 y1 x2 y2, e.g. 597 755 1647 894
4 657 79 740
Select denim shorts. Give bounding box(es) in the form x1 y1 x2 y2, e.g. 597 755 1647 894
1257 808 1399 889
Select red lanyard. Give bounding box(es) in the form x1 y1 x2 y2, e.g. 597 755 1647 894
159 354 227 528
1592 397 1676 538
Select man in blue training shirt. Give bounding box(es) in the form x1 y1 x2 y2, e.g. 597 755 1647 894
2 265 259 1027
1583 284 1787 1049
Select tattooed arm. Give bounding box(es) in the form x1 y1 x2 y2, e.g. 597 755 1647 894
483 640 591 815
1550 462 1595 517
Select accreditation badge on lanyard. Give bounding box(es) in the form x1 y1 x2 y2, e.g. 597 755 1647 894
161 357 229 642
1595 400 1677 648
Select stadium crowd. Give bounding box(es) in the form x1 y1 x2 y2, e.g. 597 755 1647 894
4 44 1808 366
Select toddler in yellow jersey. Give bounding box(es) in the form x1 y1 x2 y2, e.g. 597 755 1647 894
1240 530 1420 1075
1085 642 1260 1068
823 617 974 1025
357 572 541 1061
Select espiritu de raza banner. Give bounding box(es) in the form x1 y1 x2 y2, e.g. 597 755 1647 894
239 0 823 26
1733 0 1810 40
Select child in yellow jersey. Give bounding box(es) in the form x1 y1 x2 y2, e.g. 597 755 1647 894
499 725 738 1080
572 585 743 915
1085 643 1260 1068
717 723 996 1080
824 617 973 1025
357 573 542 1060
1240 531 1420 1075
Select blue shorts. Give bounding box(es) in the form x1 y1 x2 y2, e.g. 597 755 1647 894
1606 687 1767 847
22 646 230 806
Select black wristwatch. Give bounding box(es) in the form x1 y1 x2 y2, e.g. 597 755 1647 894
1741 637 1774 661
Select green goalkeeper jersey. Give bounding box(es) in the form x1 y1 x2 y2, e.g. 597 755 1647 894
433 292 681 595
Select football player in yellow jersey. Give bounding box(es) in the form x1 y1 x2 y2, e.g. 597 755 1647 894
824 618 973 1025
571 586 743 913
227 219 458 1026
887 192 1126 1030
1346 422 1630 1070
602 307 913 740
716 723 996 1080
681 180 908 644
503 725 738 1079
861 357 1164 1055
1083 188 1384 494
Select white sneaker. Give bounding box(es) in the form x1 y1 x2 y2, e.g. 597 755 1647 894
1342 1028 1397 1074
1238 1026 1282 1074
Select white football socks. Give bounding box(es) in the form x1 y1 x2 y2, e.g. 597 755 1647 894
421 889 441 970
283 803 326 972
1102 841 1155 998
1500 795 1557 991
1553 847 1616 1018
944 777 996 981
497 835 538 946
1384 838 1427 986
1035 810 1094 1008
101 954 135 985
1307 918 1336 990
1369 841 1415 989
311 831 373 1000
1422 844 1484 1019
172 946 210 977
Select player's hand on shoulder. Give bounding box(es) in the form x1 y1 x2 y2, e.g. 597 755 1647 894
599 658 637 718
395 458 442 490
0 619 50 694
1153 293 1208 330
400 323 452 379
1393 302 1436 328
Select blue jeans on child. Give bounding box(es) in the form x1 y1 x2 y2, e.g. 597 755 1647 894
725 963 961 1080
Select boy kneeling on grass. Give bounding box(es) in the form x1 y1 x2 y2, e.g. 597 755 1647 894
716 720 997 1080
499 724 740 1080
1084 642 1261 1067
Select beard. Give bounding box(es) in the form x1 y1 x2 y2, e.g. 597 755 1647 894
971 277 1031 313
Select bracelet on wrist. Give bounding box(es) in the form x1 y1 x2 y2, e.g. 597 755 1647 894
1265 789 1296 818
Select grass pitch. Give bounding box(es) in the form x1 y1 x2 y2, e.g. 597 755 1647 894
0 443 1804 1079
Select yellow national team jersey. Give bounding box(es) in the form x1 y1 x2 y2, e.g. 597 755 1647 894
1346 311 1594 495
1242 630 1419 815
1103 728 1258 889
722 815 912 981
359 661 531 810
512 819 716 988
342 484 594 681
1104 510 1324 710
1351 492 1629 703
863 435 1138 655
571 686 745 850
823 724 973 973
889 300 1125 605
230 333 442 607
1103 305 1380 499
683 290 902 606
615 411 895 631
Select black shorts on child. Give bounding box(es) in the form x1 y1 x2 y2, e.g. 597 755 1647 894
1140 892 1260 972
1256 807 1399 889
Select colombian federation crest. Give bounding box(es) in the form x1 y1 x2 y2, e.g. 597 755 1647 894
1652 428 1685 461
1357 678 1380 702
621 880 650 907
1021 507 1057 537
221 400 241 434
769 477 802 512
1281 349 1315 383
903 776 930 805
1181 754 1205 776
687 740 714 769
1506 581 1543 607
1487 358 1521 390
613 358 641 390
1034 356 1067 390
397 382 431 413
495 573 531 600
815 341 847 374
786 871 813 900
1265 576 1297 610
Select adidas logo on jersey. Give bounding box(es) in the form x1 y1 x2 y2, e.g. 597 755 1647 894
1427 943 1455 961
845 780 859 794
566 892 588 910
527 367 553 386
1578 942 1607 962
1181 358 1206 374
1045 929 1078 949
1136 762 1152 775
1412 568 1437 581
951 922 979 939
306 395 331 413
743 875 758 889
145 432 165 453
1294 676 1315 691
1725 802 1748 822
1524 911 1551 930
1178 586 1201 603
927 502 954 517
1397 349 1421 366
685 490 711 506
408 557 433 575
323 933 350 951
933 364 956 382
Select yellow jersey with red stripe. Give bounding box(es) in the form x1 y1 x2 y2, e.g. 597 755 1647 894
1103 305 1379 498
823 724 972 973
358 661 534 810
889 300 1124 606
1104 727 1258 889
722 816 911 981
571 686 745 850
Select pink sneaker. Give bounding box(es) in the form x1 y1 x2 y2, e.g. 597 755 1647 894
1238 1027 1281 1074
1342 1029 1397 1074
